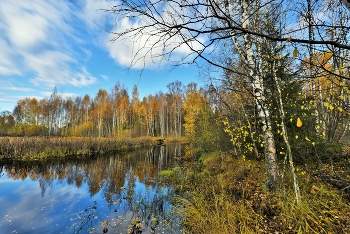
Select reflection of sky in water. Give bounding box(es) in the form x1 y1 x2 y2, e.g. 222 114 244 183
0 176 92 233
0 145 181 234
0 173 175 233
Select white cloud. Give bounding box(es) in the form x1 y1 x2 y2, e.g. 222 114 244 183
0 97 17 103
82 0 205 69
0 38 23 76
84 0 118 28
100 74 109 81
0 0 97 88
105 11 205 69
0 86 35 92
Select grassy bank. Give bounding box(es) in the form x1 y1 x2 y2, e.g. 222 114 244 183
0 136 157 160
161 151 350 233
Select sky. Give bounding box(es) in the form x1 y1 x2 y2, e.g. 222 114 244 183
0 0 202 112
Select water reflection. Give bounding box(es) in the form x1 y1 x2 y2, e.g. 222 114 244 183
0 143 184 233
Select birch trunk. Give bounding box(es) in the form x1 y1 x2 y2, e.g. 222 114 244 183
226 0 280 190
307 0 322 133
273 61 301 203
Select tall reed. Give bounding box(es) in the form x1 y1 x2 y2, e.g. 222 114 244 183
0 136 154 159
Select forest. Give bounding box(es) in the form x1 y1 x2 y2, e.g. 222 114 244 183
0 81 189 139
1 0 350 232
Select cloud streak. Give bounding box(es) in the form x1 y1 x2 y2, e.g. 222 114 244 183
84 0 205 69
0 0 97 89
105 15 205 69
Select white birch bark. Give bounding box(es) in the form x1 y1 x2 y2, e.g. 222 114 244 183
225 0 280 190
273 61 301 203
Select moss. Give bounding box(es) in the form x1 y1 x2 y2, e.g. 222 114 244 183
198 151 220 163
159 170 174 178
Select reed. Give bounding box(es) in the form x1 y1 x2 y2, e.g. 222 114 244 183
0 136 154 159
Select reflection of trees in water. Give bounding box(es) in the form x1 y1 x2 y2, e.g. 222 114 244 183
0 143 185 233
104 158 127 205
125 143 183 173
70 185 177 233
0 142 184 202
70 174 177 233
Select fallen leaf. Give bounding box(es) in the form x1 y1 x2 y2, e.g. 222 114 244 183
311 185 320 194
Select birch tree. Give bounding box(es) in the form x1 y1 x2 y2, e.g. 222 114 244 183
94 89 109 137
167 81 184 137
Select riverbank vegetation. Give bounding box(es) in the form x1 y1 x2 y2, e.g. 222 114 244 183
0 136 155 159
161 151 350 233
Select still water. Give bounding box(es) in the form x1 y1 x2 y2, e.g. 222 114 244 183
0 143 184 234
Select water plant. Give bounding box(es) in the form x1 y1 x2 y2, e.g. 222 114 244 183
0 136 154 159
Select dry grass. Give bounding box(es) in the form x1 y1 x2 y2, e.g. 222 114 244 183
173 152 350 233
0 136 154 159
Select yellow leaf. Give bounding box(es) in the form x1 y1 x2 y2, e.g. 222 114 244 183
295 135 299 139
338 107 343 112
286 37 292 42
293 48 299 57
339 66 344 72
273 55 280 60
296 117 302 127
305 136 311 141
329 104 334 110
324 50 333 61
323 102 329 107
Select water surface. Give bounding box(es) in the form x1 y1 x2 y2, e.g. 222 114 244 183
0 143 184 233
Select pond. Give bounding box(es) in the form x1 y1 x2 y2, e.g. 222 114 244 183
0 143 184 234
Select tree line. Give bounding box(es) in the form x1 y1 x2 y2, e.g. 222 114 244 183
0 81 221 143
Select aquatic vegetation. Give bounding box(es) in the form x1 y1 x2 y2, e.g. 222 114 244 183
0 137 154 159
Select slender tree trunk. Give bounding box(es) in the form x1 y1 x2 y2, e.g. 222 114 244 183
307 0 322 134
273 61 301 203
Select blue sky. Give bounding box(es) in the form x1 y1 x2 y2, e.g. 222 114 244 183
0 0 202 112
